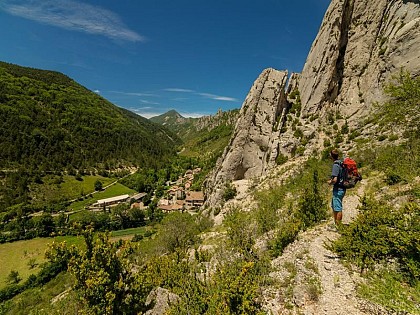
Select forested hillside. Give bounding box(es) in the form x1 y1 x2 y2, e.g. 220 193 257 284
151 109 239 160
0 61 180 172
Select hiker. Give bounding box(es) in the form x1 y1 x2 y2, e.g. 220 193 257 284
327 149 345 226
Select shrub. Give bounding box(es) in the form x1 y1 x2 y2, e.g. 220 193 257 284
341 122 349 134
223 182 237 201
331 197 420 282
269 219 301 257
66 230 151 315
375 70 420 132
168 258 265 315
224 207 256 257
295 170 328 229
276 153 288 165
378 135 387 141
293 128 304 139
385 171 404 185
7 270 21 285
388 134 399 141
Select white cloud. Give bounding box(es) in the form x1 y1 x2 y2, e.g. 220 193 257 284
164 88 194 93
163 88 238 102
198 93 238 102
93 89 100 94
0 0 144 42
109 91 158 97
140 100 160 105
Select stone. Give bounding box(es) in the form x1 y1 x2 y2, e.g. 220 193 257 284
202 0 420 211
204 68 288 208
299 0 420 120
145 287 179 315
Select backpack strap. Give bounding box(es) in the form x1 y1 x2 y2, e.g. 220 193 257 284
333 160 345 186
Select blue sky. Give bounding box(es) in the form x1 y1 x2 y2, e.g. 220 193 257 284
0 0 330 118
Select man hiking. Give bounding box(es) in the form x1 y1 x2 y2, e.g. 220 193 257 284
327 149 345 228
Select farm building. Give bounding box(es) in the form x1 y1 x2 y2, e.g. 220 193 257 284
95 194 129 207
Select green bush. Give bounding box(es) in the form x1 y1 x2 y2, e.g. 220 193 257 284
385 171 404 185
293 128 304 139
269 219 301 257
223 182 237 201
331 197 420 282
156 212 200 253
358 270 420 314
378 135 387 141
275 153 288 165
295 170 328 229
168 258 266 315
375 70 420 131
224 207 256 257
388 134 399 141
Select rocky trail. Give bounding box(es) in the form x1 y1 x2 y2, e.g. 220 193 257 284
264 180 370 315
302 181 367 315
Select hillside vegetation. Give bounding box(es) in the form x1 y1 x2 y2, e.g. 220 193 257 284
1 71 417 315
151 109 239 158
0 61 183 213
151 109 239 188
0 68 419 314
0 61 180 172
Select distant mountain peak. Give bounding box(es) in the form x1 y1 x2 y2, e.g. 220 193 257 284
150 110 186 125
165 109 183 118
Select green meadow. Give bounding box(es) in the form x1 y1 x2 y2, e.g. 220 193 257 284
30 174 116 207
0 236 82 289
68 182 136 211
0 227 146 290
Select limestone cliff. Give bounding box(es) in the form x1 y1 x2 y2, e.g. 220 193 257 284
299 0 420 119
204 0 420 209
204 69 288 208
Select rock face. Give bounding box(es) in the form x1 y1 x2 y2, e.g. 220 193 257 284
204 0 420 209
145 287 179 315
204 68 288 208
299 0 420 119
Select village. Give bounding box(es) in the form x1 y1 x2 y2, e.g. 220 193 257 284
89 168 205 213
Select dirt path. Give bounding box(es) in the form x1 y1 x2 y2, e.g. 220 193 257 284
262 181 370 314
302 181 367 315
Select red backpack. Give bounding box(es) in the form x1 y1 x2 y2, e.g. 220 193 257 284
336 157 362 189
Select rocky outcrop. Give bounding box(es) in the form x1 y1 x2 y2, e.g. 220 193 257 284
145 287 179 315
203 0 420 209
204 68 288 208
299 0 420 119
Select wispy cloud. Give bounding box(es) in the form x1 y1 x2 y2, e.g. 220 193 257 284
140 100 160 105
163 88 238 102
198 93 238 102
0 0 144 42
164 88 194 93
108 91 158 97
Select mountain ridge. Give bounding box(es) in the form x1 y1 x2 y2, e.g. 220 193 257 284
0 61 181 171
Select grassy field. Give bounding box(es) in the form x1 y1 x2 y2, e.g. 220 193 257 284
0 236 82 289
30 174 115 207
110 226 149 240
67 182 136 211
0 226 146 290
